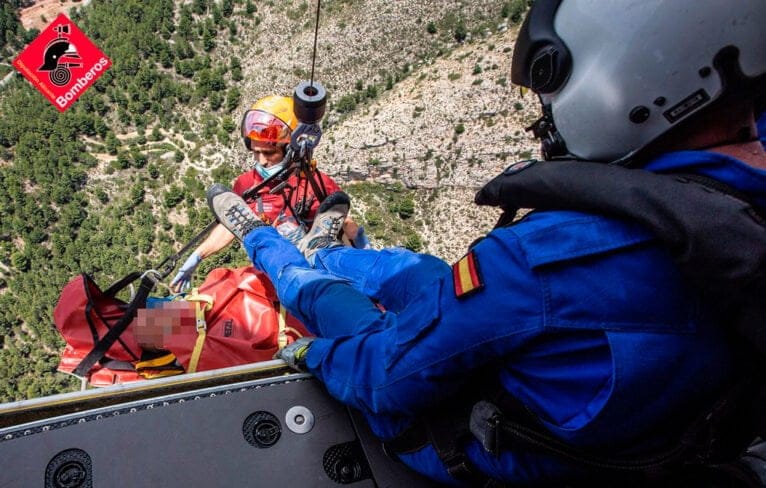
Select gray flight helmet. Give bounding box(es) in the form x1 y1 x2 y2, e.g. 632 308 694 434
511 0 766 163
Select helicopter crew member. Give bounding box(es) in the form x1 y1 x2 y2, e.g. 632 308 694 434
205 0 766 485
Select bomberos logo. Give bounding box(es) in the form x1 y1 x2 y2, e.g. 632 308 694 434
13 14 111 113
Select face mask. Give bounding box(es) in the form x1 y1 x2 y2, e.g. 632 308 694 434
254 161 285 179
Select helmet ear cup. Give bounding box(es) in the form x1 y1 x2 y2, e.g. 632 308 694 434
511 0 569 90
528 44 571 95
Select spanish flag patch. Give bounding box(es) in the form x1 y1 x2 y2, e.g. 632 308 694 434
452 250 484 298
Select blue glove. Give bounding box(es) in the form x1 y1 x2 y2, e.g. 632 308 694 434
170 251 202 292
352 225 371 249
276 337 315 371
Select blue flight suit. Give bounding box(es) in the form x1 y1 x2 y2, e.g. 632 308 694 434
243 150 765 485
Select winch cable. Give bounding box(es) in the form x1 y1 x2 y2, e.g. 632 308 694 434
301 0 329 205
309 0 321 90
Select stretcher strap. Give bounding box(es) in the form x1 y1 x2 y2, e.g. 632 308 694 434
74 275 156 377
135 351 185 379
277 304 288 350
135 352 177 369
185 291 214 373
139 369 187 380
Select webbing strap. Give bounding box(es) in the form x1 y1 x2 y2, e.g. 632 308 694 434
473 400 685 472
135 352 177 369
383 410 489 485
139 369 187 380
277 304 288 350
83 273 141 362
156 220 218 280
135 350 184 379
188 328 206 374
185 291 213 373
74 275 156 377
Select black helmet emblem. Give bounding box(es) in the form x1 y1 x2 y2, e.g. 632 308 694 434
38 24 82 86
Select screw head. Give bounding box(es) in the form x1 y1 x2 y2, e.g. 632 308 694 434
629 106 651 124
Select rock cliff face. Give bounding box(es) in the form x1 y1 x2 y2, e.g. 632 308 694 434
229 2 543 262
19 0 542 262
313 21 540 261
319 25 539 190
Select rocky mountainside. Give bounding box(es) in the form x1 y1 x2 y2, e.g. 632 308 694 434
0 0 540 400
318 25 540 260
16 0 540 263
169 0 540 261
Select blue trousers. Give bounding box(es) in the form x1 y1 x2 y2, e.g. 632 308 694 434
244 227 449 334
244 227 468 484
244 226 488 422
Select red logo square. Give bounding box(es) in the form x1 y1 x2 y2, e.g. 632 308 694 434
12 14 111 113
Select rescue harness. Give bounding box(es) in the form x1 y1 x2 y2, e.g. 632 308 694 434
385 159 766 486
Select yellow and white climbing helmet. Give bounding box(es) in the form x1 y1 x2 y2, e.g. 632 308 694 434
241 96 299 149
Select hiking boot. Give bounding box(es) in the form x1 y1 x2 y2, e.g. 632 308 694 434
206 183 266 242
297 191 350 261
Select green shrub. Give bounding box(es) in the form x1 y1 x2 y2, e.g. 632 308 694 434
396 198 415 219
454 20 467 42
335 94 357 114
365 210 382 227
10 252 30 272
404 233 423 252
501 0 527 23
164 186 185 208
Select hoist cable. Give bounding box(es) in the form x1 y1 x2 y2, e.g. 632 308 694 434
309 0 321 88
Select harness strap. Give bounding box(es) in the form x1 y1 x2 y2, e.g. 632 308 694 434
471 400 687 473
184 291 214 374
428 412 480 482
135 352 177 369
277 304 288 350
383 410 491 485
135 351 184 379
74 275 156 377
83 274 141 362
469 372 766 476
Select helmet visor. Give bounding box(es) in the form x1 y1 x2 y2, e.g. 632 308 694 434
242 109 292 145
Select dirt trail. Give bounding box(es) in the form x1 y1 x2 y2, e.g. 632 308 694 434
0 71 14 90
19 0 92 32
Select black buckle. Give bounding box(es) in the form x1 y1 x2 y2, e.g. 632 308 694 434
444 452 474 480
470 401 505 456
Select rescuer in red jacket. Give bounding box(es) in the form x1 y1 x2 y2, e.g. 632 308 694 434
171 95 368 293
